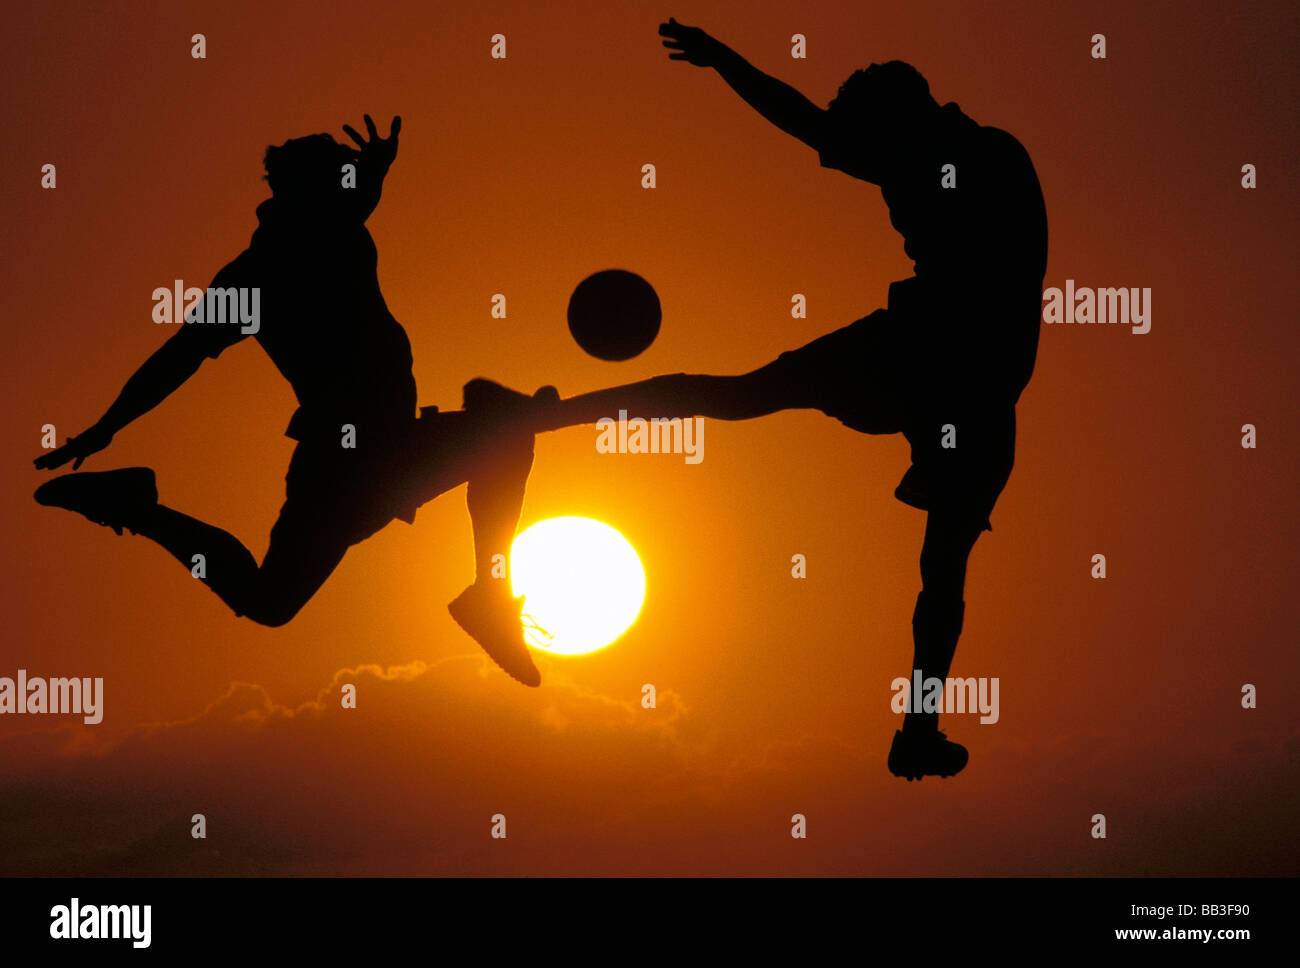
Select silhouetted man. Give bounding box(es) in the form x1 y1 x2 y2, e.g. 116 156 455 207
524 20 1048 778
34 115 551 686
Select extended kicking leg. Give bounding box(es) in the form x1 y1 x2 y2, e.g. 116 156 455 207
533 359 821 434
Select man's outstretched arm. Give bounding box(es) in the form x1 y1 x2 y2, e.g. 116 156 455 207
660 18 826 150
33 327 215 471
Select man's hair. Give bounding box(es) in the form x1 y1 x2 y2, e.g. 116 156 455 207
262 134 356 199
829 61 934 119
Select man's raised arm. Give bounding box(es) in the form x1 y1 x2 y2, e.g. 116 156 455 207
660 18 827 150
341 114 401 223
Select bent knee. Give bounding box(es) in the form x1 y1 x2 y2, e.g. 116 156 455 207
239 594 308 628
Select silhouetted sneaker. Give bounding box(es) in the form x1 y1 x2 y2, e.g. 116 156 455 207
448 583 541 687
34 467 158 536
888 728 969 780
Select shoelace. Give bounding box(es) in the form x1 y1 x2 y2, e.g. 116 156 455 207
520 613 554 646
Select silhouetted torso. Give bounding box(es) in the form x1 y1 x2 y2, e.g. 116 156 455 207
186 199 418 442
820 102 1048 404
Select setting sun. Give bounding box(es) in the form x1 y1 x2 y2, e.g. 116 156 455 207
510 517 646 655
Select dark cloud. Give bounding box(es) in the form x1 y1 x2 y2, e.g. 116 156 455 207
2 660 1295 874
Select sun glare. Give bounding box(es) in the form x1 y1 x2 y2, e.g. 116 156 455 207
510 517 646 655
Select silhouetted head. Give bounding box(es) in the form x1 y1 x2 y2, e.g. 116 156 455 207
263 134 358 212
827 61 941 161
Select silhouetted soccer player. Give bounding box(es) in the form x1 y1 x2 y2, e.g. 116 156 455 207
522 20 1048 778
33 115 553 687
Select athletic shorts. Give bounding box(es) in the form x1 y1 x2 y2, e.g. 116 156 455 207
275 406 534 550
765 301 1017 531
276 428 415 550
275 407 461 549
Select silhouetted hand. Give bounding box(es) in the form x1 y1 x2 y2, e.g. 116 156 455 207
34 423 114 471
342 114 401 173
659 17 725 67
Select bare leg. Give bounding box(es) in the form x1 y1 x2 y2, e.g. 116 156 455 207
536 359 822 433
465 427 534 592
133 502 349 627
904 509 984 734
402 405 542 685
401 408 535 592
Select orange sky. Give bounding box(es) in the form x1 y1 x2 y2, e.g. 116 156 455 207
2 0 1297 874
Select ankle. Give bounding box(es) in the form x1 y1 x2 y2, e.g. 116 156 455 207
902 712 939 736
471 576 514 597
